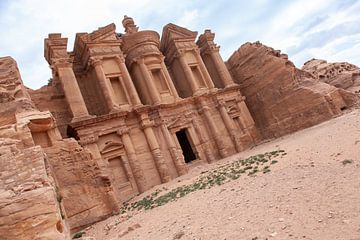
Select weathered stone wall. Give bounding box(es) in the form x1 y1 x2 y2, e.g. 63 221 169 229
0 144 69 240
29 82 72 138
226 42 359 139
44 138 119 232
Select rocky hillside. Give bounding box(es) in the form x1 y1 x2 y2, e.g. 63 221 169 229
302 59 360 93
226 42 359 139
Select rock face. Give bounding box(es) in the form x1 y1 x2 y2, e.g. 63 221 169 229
226 42 359 139
0 57 69 240
302 59 360 93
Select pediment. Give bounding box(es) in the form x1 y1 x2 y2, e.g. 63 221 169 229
160 23 198 52
100 141 124 155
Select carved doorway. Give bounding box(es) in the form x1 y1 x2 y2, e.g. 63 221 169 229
176 129 196 163
99 133 138 203
107 155 136 203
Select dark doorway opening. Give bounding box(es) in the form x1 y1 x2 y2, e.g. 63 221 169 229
176 129 196 163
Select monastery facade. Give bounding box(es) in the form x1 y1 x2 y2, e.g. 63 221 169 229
42 16 257 204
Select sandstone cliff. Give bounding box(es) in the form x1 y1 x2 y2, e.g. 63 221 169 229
0 57 70 239
226 42 359 139
302 59 360 93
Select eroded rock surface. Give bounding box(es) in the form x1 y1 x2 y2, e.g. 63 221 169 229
302 58 360 93
0 57 69 240
226 42 359 139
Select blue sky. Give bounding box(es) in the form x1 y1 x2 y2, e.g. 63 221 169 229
1 0 360 89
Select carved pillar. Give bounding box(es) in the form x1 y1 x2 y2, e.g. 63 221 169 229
56 63 90 121
218 100 242 152
177 52 201 95
200 102 229 158
160 123 188 176
235 96 255 129
138 59 161 104
192 118 216 163
141 116 171 183
115 56 142 106
120 154 139 194
118 128 147 193
90 58 118 112
195 49 216 90
209 49 236 87
160 59 180 100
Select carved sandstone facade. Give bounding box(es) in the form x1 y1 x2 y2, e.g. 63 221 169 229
25 16 257 232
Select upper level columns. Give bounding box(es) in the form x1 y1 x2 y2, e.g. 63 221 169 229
115 56 142 106
90 58 118 112
197 30 236 88
137 58 162 105
194 49 216 91
209 48 236 88
177 51 201 95
55 63 90 122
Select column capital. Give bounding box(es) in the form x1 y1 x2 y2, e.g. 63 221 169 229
114 55 125 64
134 57 145 65
235 95 246 103
89 57 102 67
217 99 227 108
53 59 73 70
117 127 130 136
141 119 155 129
175 49 186 58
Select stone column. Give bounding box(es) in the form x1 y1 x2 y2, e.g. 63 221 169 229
218 100 242 152
56 63 90 122
235 96 255 129
160 60 180 100
115 56 142 106
177 52 201 95
137 59 161 104
90 58 118 112
192 118 216 163
195 50 216 90
120 155 139 194
160 123 188 176
200 102 229 158
141 117 171 183
118 128 147 193
209 49 236 87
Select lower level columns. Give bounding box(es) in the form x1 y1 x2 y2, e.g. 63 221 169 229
160 123 188 176
192 118 216 163
218 101 243 152
141 118 171 183
200 103 229 158
119 129 147 193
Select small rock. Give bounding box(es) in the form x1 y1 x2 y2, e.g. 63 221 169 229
173 230 185 239
269 232 278 237
342 219 350 224
278 218 285 222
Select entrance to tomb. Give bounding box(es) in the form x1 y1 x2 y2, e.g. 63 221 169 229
176 129 196 163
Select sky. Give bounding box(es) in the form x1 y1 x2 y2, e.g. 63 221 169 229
1 0 360 89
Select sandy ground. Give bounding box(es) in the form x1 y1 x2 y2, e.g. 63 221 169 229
82 109 360 240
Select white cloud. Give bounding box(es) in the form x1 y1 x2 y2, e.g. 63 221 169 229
0 0 359 88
